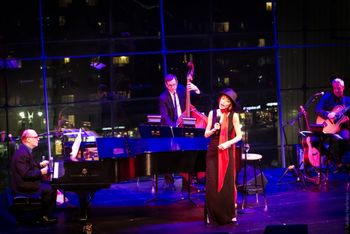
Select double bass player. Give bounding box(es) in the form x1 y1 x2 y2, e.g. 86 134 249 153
158 68 205 191
159 73 201 127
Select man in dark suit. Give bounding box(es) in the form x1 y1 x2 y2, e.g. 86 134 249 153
11 129 57 224
158 73 201 190
159 73 200 126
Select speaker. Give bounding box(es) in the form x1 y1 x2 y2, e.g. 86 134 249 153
264 224 308 234
237 165 268 194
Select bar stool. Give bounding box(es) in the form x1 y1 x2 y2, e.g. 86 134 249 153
241 153 267 211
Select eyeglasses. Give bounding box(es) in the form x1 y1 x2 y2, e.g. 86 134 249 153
27 136 39 139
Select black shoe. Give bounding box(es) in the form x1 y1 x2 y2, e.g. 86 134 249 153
38 216 57 225
164 175 175 185
164 175 176 191
333 165 343 174
232 220 239 226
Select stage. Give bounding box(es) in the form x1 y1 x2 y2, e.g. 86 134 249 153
0 167 348 234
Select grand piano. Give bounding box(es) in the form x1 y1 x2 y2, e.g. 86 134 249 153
51 127 210 221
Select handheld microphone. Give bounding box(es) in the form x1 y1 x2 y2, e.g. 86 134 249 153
313 91 324 97
8 134 15 144
214 122 221 131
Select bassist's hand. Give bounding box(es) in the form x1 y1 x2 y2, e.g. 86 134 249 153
187 82 200 94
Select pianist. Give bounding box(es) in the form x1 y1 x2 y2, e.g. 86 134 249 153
11 129 57 225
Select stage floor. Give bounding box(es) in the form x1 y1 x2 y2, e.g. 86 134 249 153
0 167 349 234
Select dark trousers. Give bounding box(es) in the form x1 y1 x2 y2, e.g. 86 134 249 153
339 128 350 164
39 182 57 217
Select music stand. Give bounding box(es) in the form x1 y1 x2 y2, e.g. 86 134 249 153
182 117 196 127
309 124 324 133
147 115 161 125
172 126 205 138
138 124 174 138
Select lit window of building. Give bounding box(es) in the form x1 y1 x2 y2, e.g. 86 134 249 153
59 16 66 26
266 2 273 11
213 22 230 33
59 0 72 8
113 56 130 67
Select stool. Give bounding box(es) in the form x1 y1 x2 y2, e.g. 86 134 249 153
241 153 267 211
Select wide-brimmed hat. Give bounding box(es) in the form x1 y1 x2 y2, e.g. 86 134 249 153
219 88 238 106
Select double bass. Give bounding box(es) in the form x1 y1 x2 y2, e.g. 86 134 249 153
176 61 208 129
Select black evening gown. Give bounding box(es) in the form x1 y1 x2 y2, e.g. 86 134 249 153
205 110 236 225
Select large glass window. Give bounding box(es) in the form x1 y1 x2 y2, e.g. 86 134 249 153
5 60 43 106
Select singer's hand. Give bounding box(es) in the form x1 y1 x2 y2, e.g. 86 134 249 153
40 160 49 167
218 142 231 150
41 166 48 175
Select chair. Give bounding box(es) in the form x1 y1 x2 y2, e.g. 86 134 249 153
240 153 267 211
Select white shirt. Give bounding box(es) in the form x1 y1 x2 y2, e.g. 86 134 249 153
172 92 182 119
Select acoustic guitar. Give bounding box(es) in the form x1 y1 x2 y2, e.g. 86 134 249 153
300 106 320 167
316 105 350 134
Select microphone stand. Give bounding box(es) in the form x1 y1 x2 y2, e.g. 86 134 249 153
239 109 254 213
279 92 322 183
278 112 303 182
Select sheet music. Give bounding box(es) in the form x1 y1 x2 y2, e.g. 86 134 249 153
70 128 82 161
53 161 59 179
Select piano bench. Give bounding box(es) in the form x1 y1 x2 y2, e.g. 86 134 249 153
6 190 43 223
11 194 42 211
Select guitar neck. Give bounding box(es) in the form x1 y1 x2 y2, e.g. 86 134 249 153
300 106 310 130
340 105 350 115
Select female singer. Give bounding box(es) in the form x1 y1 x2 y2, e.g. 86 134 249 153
204 88 242 225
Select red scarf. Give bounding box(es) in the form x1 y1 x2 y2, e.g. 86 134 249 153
218 110 229 192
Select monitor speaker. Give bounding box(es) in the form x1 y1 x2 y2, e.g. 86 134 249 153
264 224 308 234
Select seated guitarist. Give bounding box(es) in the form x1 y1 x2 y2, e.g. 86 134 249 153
316 78 350 172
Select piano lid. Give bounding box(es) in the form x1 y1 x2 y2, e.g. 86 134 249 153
96 137 129 159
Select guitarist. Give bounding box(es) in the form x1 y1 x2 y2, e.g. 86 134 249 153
316 78 350 172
